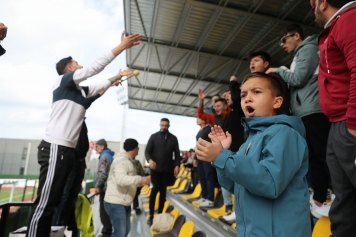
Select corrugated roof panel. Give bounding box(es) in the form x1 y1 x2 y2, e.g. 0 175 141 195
178 6 216 48
174 78 194 92
154 1 185 42
160 75 180 91
201 13 245 52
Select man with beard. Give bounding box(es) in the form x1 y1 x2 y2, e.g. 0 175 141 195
310 0 356 236
145 118 180 226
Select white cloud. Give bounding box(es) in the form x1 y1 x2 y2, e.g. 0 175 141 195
0 0 199 151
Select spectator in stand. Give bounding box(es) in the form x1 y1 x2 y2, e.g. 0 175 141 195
248 51 290 115
52 86 111 229
104 138 150 237
310 0 356 235
94 139 114 237
26 32 141 237
197 89 231 126
266 24 331 219
193 118 216 208
196 72 311 237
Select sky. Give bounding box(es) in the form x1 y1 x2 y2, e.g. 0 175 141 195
0 0 200 150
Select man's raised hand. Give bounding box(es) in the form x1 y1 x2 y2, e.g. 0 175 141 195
120 31 141 49
198 88 208 101
210 125 232 149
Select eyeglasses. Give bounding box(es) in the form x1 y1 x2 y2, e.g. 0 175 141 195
279 33 295 45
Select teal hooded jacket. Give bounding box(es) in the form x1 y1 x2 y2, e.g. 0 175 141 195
213 115 310 237
277 34 321 117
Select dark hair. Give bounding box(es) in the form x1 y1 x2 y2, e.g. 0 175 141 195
241 72 283 97
324 0 353 8
161 118 170 123
279 24 304 40
248 51 271 63
214 98 227 105
56 56 72 75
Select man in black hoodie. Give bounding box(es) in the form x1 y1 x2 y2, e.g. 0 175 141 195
145 118 180 226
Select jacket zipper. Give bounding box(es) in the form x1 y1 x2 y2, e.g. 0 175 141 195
325 15 340 74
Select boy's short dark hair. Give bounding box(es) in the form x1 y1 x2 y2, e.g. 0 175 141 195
242 72 283 97
56 56 72 75
161 118 170 123
214 98 227 105
248 51 271 63
279 24 304 40
323 0 353 9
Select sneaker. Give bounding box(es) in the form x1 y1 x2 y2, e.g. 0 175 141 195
315 194 335 217
135 208 142 215
147 218 153 226
219 211 236 224
225 204 233 214
310 191 323 219
194 198 206 205
199 200 214 207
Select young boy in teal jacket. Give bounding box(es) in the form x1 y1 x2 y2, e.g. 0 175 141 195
195 72 310 237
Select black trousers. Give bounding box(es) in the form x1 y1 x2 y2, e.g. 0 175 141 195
27 140 75 237
302 113 331 203
327 120 356 236
133 187 142 210
149 170 172 218
99 192 112 237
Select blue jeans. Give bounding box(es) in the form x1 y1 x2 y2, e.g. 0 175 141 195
104 201 131 237
197 160 216 202
221 187 232 206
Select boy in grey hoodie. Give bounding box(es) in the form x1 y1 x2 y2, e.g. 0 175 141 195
266 24 331 218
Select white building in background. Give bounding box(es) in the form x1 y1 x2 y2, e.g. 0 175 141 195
0 138 147 176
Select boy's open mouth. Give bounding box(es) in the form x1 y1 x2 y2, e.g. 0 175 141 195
246 106 255 116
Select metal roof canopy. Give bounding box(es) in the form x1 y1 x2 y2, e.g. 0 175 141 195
123 0 319 117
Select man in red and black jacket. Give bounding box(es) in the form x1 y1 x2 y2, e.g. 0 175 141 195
197 89 231 126
311 0 356 236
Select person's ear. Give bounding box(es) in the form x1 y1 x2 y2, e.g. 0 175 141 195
264 61 269 69
320 0 328 11
273 96 283 109
294 32 301 41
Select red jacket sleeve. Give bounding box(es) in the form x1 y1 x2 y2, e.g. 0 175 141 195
197 108 216 125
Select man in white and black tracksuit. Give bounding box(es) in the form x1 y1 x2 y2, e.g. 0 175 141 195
145 118 181 226
26 32 141 237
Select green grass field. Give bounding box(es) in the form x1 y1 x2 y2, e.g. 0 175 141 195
0 190 35 203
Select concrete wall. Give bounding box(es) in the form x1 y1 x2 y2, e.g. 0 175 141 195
0 138 147 176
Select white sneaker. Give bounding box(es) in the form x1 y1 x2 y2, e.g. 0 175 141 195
310 192 323 219
222 211 236 222
315 194 335 217
199 200 214 207
194 198 206 205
